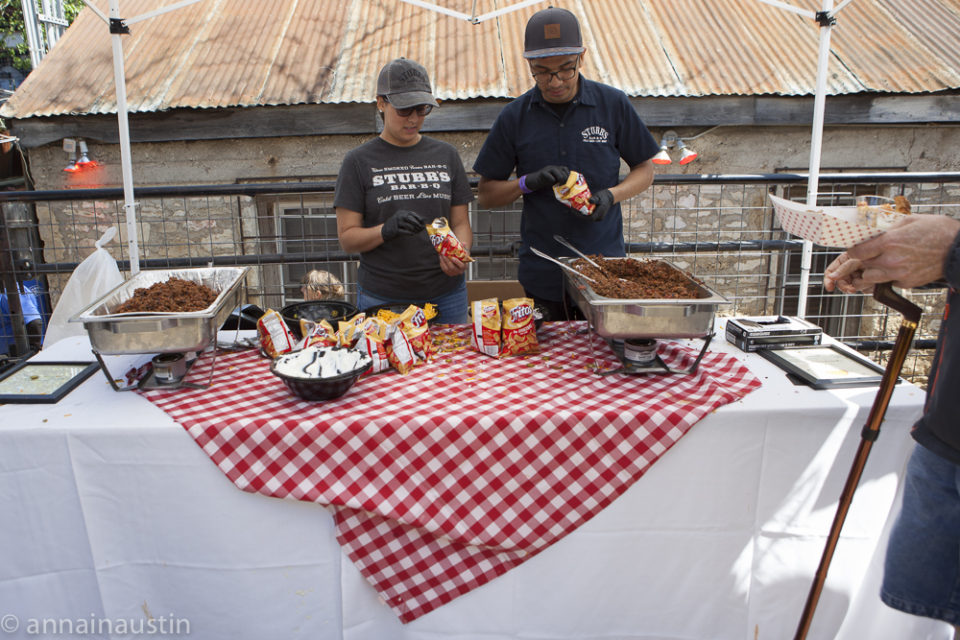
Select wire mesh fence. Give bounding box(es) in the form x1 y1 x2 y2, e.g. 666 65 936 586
2 172 958 385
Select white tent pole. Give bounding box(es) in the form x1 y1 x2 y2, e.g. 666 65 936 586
797 0 835 318
108 0 140 275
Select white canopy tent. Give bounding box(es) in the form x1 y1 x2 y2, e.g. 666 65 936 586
84 0 849 309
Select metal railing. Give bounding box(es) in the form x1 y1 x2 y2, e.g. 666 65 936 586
2 171 958 384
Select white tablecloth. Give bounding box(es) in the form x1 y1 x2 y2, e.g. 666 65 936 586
0 326 951 640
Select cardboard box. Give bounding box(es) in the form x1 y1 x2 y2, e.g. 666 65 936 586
466 280 526 303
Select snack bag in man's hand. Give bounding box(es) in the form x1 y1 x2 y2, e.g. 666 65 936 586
553 171 595 216
427 217 474 262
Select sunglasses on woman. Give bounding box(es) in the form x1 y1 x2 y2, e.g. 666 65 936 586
391 103 434 117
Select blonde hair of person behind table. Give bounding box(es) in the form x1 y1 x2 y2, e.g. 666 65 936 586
300 270 344 301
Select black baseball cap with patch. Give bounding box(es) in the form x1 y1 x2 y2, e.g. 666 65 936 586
523 7 585 59
376 58 439 109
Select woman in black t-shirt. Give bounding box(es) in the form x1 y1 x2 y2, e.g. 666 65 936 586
333 58 474 324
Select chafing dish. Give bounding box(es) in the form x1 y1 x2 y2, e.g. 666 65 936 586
563 257 728 339
70 267 248 355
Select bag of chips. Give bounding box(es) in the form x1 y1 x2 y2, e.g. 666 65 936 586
358 316 391 374
337 313 366 348
257 309 297 358
500 297 539 357
553 170 595 216
397 304 433 363
385 323 417 375
470 298 501 357
427 217 474 262
300 318 338 349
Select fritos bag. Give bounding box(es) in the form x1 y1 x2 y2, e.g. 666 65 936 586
385 323 417 375
257 309 297 358
397 304 433 363
553 170 595 216
358 317 391 374
300 318 338 349
337 313 366 348
500 297 539 357
470 298 501 357
427 217 474 262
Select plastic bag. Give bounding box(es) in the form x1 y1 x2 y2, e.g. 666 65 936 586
43 227 124 348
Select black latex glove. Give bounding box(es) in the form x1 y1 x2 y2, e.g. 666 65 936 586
523 165 570 192
381 209 425 242
587 189 615 221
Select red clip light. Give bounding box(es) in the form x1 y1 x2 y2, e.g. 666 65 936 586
651 148 672 165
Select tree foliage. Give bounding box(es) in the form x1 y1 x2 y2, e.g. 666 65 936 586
1 0 86 72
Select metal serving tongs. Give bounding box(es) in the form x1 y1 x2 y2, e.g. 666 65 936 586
794 282 922 640
553 234 630 283
529 246 598 284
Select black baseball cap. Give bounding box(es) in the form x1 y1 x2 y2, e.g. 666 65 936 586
376 58 439 109
523 7 585 59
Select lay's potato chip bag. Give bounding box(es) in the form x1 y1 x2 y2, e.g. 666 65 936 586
358 316 391 374
337 313 366 348
385 323 417 375
397 304 433 363
470 298 501 357
300 317 338 349
257 309 297 358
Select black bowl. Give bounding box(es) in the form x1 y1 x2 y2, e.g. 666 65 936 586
270 348 372 402
281 300 360 337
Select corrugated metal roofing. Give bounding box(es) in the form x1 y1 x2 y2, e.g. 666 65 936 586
3 0 959 120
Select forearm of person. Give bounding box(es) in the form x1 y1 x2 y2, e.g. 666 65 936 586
607 160 654 205
851 215 960 289
336 208 384 253
477 177 522 210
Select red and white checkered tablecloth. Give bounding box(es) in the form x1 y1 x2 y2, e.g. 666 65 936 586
141 322 761 622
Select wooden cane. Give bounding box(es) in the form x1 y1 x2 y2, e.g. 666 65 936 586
794 282 922 640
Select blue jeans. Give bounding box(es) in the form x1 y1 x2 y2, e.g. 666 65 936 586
357 281 468 324
881 442 960 625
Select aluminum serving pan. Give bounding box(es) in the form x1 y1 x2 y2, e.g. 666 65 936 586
70 267 248 355
563 257 728 339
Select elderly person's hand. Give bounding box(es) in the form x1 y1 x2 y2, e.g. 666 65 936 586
824 252 867 294
824 215 960 293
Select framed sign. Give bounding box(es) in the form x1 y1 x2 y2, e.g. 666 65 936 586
759 344 888 389
0 361 99 404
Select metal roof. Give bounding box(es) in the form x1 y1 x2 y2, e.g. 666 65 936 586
3 0 959 120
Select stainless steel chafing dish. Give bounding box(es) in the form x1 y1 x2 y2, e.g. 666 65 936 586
70 267 249 355
563 257 728 339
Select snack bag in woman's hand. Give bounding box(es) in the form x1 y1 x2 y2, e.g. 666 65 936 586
427 217 474 262
553 171 595 216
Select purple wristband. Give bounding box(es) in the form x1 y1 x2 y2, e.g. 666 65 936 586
518 175 532 195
